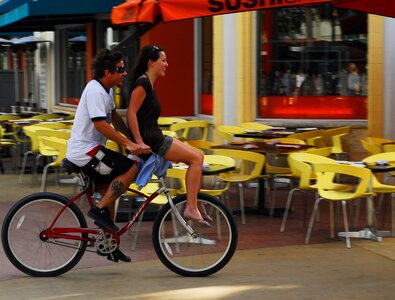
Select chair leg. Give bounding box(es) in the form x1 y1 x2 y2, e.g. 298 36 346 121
342 200 351 248
305 197 321 244
280 188 296 232
40 163 51 192
238 183 246 224
18 151 33 184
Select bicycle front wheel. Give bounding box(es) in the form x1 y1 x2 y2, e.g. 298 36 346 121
152 193 238 276
1 192 88 277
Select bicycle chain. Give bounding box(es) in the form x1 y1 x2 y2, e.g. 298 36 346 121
95 230 117 255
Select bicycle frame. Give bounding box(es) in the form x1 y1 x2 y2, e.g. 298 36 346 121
40 176 197 244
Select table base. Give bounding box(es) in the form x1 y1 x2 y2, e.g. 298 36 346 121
337 227 388 242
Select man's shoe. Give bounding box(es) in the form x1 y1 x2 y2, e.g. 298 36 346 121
107 248 131 263
87 206 119 232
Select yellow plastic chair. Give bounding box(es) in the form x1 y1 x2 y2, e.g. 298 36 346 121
360 137 394 155
263 137 306 178
162 130 178 138
288 129 325 147
263 137 307 216
362 152 395 222
105 139 121 153
39 136 69 192
185 140 220 154
199 154 236 198
0 125 17 173
322 126 351 158
280 153 352 233
303 146 333 157
30 121 71 130
305 163 375 248
241 122 272 131
169 120 210 141
19 126 57 184
158 117 186 127
216 125 246 142
30 113 63 121
212 149 266 224
0 114 22 122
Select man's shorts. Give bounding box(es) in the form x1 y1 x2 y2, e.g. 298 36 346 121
81 146 136 185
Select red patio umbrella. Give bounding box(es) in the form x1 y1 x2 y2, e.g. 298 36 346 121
111 0 332 25
111 0 395 26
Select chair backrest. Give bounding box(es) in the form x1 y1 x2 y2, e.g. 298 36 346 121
105 140 121 152
30 113 63 121
0 114 22 122
288 129 325 146
158 117 186 126
288 152 338 190
382 144 395 153
360 139 383 155
170 120 210 140
185 140 220 152
303 146 332 157
162 130 178 138
322 126 351 154
212 149 265 181
313 163 372 201
361 136 395 155
216 125 248 141
203 154 236 168
35 128 71 140
23 125 56 152
241 122 272 131
30 122 70 130
40 136 68 167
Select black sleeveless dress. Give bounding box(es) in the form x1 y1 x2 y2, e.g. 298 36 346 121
129 76 164 154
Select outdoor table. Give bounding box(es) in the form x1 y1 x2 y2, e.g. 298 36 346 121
234 127 318 140
211 141 313 215
335 161 395 242
172 163 235 176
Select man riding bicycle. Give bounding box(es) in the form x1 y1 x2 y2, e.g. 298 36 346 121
66 48 150 263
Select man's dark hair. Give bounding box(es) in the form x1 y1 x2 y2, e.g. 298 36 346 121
92 48 123 79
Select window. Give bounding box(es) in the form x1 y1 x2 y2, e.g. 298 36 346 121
58 26 86 105
257 5 367 119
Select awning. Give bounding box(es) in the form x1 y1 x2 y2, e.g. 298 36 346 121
0 0 124 32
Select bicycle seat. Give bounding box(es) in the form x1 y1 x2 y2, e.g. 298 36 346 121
61 158 81 175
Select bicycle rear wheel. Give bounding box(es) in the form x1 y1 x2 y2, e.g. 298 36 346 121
152 193 238 276
1 192 88 277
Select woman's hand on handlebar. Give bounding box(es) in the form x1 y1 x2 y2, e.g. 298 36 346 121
126 141 150 155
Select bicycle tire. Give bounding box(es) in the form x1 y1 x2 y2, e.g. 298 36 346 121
152 193 238 276
1 192 88 277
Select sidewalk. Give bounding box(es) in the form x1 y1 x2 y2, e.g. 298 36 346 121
1 166 395 299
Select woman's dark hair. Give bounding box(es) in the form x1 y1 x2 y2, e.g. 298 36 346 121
131 45 164 84
92 48 124 79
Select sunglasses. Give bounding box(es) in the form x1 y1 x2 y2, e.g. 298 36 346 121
150 45 160 57
114 65 126 73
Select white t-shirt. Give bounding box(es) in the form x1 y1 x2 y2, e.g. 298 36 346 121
66 79 115 167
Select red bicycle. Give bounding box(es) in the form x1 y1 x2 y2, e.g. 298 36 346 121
1 160 238 277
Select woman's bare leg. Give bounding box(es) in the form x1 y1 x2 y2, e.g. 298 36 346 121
164 139 205 221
